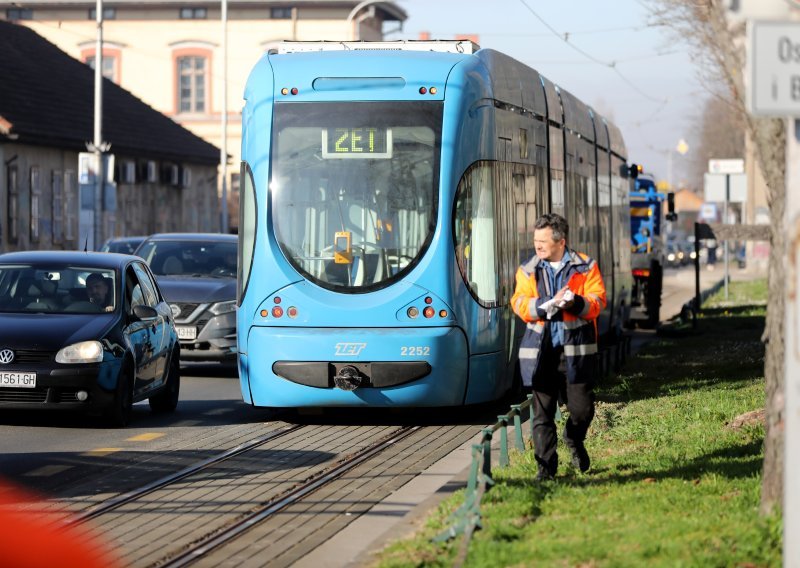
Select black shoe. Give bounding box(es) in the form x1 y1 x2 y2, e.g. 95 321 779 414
568 442 590 473
535 464 555 482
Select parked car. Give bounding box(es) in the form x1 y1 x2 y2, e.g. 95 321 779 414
100 236 147 255
0 251 180 426
134 233 237 363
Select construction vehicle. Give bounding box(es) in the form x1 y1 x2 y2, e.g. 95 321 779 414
628 167 676 328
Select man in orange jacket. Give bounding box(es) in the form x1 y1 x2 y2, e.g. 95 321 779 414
511 213 607 481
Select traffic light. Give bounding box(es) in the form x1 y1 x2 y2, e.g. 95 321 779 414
628 163 642 179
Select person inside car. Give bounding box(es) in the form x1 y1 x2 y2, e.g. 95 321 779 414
86 273 114 312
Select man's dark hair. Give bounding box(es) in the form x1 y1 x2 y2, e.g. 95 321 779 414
534 213 569 242
86 272 106 286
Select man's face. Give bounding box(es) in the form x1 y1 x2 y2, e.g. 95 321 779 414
534 227 566 262
88 280 107 304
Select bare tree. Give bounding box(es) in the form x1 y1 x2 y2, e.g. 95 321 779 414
688 95 745 190
647 0 785 514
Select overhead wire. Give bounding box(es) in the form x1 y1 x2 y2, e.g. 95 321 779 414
514 0 670 105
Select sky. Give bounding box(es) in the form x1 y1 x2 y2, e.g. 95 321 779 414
392 0 708 188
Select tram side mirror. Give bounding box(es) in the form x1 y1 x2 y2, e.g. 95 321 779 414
666 192 677 222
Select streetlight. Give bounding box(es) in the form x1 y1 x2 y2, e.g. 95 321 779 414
220 0 228 234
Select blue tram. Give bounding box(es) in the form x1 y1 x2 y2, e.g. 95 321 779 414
237 40 633 408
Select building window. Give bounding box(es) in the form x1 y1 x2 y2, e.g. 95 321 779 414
271 7 292 19
52 171 64 244
6 8 32 20
88 7 116 19
180 7 207 19
65 170 77 242
85 56 117 81
30 167 41 243
177 56 207 113
6 164 18 244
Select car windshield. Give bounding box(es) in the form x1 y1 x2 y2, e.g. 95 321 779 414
270 101 442 292
101 238 144 254
136 240 238 278
0 264 117 314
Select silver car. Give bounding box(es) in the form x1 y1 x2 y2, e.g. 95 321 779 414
135 233 237 362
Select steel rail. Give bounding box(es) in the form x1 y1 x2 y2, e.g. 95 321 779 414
66 423 304 525
157 425 421 568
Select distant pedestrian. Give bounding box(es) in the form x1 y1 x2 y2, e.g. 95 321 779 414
511 213 607 481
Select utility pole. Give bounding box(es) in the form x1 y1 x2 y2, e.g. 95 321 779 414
89 0 110 250
220 0 229 234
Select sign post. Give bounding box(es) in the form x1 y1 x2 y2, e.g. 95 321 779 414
747 19 800 567
707 159 745 299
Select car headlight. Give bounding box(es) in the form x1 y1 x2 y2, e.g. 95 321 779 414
209 300 237 316
56 340 104 364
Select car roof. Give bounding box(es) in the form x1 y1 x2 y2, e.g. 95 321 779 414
142 233 237 243
0 250 139 270
106 236 147 243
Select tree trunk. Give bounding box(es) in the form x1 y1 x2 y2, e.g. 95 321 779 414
752 117 786 514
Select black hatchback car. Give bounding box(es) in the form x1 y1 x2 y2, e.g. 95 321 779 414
0 251 180 426
135 233 237 362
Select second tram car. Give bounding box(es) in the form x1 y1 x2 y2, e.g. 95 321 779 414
237 40 633 408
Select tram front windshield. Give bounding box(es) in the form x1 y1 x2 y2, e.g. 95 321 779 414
271 101 442 292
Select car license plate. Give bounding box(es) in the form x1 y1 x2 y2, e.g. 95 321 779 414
177 326 197 340
0 372 36 388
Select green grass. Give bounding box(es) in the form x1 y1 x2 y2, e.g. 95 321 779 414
373 279 781 567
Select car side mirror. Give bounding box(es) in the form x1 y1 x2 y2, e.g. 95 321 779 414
132 304 158 320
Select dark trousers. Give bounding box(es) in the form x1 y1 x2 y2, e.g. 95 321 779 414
531 344 595 474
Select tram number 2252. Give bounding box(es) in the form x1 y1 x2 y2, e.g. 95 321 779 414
400 346 430 356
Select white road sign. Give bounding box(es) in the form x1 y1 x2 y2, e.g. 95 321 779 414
708 159 745 174
748 21 800 116
704 173 748 203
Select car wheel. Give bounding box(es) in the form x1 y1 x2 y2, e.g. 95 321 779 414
149 349 180 413
106 364 134 427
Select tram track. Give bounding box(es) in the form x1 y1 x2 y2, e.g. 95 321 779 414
68 422 425 568
66 423 304 526
156 425 420 568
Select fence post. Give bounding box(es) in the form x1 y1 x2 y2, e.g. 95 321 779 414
481 428 493 477
497 416 509 467
511 405 524 451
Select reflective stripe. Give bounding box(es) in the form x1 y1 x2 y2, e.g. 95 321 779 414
578 298 591 317
564 343 598 357
527 321 545 332
518 347 539 360
514 297 526 313
528 298 538 316
563 319 589 330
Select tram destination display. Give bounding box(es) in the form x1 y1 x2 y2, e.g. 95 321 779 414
321 127 393 159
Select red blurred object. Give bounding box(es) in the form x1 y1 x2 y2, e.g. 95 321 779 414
0 480 121 568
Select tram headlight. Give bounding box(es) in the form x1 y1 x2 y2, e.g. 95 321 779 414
423 306 435 318
407 307 419 318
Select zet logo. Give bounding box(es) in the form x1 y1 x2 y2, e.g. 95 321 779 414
334 342 366 356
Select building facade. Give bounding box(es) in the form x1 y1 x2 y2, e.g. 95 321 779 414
0 20 220 253
0 1 407 231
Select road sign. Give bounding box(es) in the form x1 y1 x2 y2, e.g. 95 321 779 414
704 173 747 202
747 21 800 116
700 202 718 221
708 158 745 174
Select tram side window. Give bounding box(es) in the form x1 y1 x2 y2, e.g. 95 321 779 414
454 162 498 306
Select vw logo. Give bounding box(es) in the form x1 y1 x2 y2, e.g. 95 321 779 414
170 304 181 318
0 349 14 365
